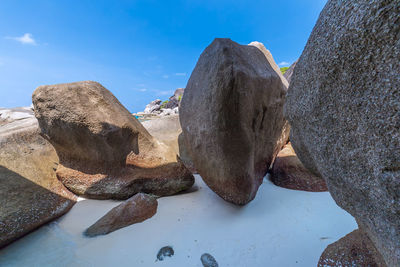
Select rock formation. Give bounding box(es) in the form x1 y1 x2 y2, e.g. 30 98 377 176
318 229 386 267
0 108 76 248
32 81 194 199
285 1 399 265
180 38 289 205
283 60 297 84
270 142 327 192
141 88 184 116
84 193 157 237
141 115 196 172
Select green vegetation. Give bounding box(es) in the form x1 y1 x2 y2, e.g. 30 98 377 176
178 95 182 102
280 67 289 74
160 100 169 109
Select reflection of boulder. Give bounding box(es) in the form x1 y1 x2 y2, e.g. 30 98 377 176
180 38 289 205
0 113 76 248
32 81 194 199
285 1 400 265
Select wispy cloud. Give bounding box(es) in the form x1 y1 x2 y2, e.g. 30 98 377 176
278 61 290 67
5 33 37 45
138 88 147 92
152 89 174 96
162 74 169 79
175 72 186 76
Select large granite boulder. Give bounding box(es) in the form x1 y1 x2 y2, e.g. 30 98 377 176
84 193 157 237
0 110 76 248
32 81 194 200
285 1 399 266
180 38 289 205
270 142 327 192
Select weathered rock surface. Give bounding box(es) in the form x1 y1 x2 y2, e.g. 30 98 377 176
318 229 387 267
141 115 196 173
270 142 327 192
283 60 297 84
180 38 289 205
285 1 400 266
32 81 194 199
84 193 157 237
165 88 184 109
141 115 182 155
144 99 162 114
142 88 185 116
0 112 76 248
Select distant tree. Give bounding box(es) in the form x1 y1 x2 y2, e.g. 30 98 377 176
160 100 169 109
280 67 289 74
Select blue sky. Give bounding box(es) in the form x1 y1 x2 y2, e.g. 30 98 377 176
0 0 326 113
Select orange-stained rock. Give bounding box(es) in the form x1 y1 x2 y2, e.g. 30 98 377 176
32 81 194 199
270 142 327 192
84 193 157 237
318 229 386 267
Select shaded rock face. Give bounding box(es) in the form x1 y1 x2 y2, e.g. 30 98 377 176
285 1 399 266
318 229 387 267
270 142 327 192
180 38 289 205
0 114 76 248
283 60 297 84
84 193 157 237
32 81 194 199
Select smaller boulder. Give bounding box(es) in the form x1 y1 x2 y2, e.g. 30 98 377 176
318 229 386 267
84 193 157 237
270 142 327 192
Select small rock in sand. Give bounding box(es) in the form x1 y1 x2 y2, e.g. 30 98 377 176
157 246 174 261
84 193 157 237
201 253 219 267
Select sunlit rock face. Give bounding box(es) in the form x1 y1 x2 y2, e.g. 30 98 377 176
285 1 400 266
32 81 194 200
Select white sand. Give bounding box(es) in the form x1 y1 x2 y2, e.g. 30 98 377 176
0 175 357 266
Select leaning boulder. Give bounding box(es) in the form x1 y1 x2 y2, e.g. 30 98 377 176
0 112 76 248
270 142 327 192
180 38 289 205
285 1 399 265
84 193 157 237
32 81 194 199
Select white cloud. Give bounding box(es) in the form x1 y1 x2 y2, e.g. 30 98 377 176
153 89 174 96
175 73 186 76
138 88 147 92
278 61 290 67
6 33 37 45
162 74 169 79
